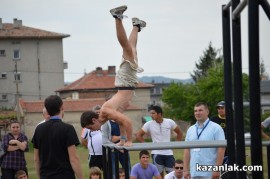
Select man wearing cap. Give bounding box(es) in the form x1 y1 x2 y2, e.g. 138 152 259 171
211 101 226 138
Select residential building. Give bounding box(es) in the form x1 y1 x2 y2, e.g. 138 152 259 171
19 98 147 140
0 18 69 108
149 80 170 106
56 66 154 110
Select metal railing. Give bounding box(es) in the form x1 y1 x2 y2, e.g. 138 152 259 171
102 140 270 179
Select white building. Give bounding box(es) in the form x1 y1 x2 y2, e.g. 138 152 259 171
0 18 69 108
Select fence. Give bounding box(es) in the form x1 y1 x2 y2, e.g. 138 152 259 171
103 140 270 179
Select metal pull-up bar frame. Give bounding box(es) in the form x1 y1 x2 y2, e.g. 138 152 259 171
222 0 270 178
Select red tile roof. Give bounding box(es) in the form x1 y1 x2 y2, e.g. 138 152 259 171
57 67 153 92
19 98 142 113
0 23 69 39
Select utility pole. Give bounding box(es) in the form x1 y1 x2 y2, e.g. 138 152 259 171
14 61 21 129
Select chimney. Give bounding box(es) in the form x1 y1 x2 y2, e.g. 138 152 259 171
108 66 116 76
13 18 18 28
0 18 2 30
13 18 22 28
17 20 22 27
96 67 103 77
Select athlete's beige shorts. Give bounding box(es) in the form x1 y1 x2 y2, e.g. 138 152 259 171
115 58 143 87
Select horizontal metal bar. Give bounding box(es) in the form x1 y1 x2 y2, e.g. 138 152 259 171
103 140 270 151
223 1 232 11
232 0 248 20
260 0 270 20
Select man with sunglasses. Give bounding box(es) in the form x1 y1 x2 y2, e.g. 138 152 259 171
165 159 184 179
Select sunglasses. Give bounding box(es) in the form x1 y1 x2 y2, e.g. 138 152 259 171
175 167 183 170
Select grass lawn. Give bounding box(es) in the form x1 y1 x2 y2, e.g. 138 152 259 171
25 144 268 179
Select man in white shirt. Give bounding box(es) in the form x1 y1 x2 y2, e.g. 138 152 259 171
136 105 183 177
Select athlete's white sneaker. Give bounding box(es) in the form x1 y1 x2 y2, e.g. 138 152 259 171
110 5 128 19
132 17 146 32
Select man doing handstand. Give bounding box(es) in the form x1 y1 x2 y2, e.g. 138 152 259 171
81 5 146 147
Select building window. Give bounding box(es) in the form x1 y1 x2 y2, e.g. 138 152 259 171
0 50 6 56
14 72 21 81
0 72 7 79
13 50 21 60
156 87 160 94
12 41 21 44
1 94 8 101
72 92 79 99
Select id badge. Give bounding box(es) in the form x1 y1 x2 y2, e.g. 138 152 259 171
193 148 200 152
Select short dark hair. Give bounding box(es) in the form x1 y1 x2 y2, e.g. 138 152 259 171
139 150 150 158
80 111 99 128
175 159 183 165
150 105 163 115
119 168 125 174
195 102 209 110
44 95 63 116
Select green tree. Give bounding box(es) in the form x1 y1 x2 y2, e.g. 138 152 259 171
162 63 250 124
161 82 188 119
190 42 222 82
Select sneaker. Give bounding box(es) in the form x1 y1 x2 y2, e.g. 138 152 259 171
132 18 146 32
110 5 128 19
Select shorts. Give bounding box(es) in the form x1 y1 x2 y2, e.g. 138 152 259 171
89 155 103 170
152 154 175 173
115 58 143 87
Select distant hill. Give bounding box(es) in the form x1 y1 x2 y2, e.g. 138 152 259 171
139 76 193 84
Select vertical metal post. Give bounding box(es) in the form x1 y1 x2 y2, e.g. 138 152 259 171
115 149 119 179
267 144 270 179
248 0 263 178
108 147 113 178
232 0 246 178
102 146 108 179
222 4 237 178
124 149 129 179
14 61 21 128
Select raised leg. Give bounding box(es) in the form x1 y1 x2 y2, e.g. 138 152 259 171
128 26 139 62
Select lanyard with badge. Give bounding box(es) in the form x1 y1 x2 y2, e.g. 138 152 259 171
193 120 210 152
196 120 210 140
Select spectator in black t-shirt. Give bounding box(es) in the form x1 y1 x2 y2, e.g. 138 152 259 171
211 101 227 156
211 101 226 138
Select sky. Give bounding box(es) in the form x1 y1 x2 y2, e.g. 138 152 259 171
1 0 270 83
